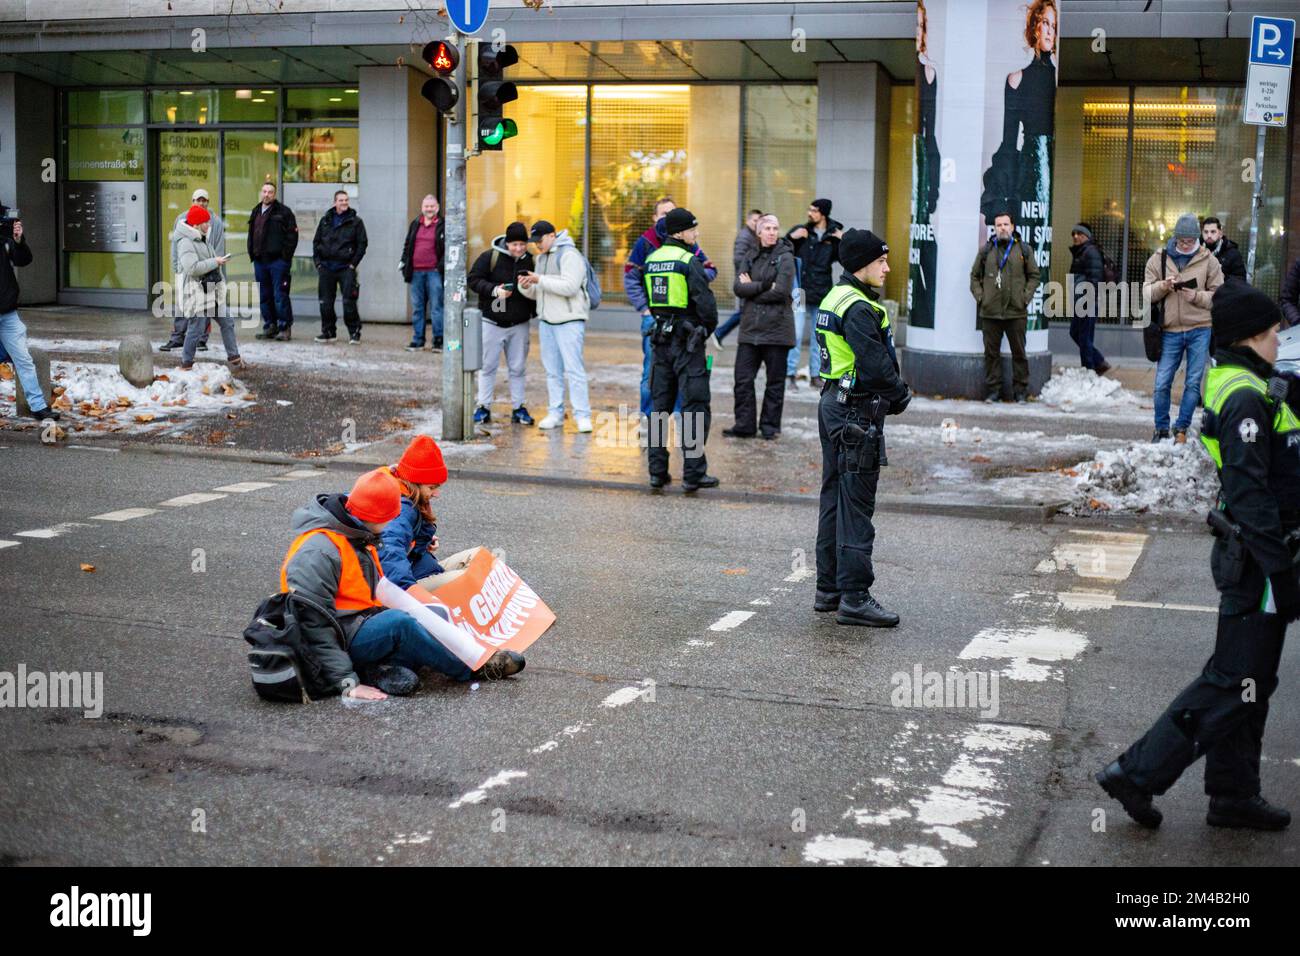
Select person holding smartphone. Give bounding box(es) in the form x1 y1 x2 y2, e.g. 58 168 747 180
467 222 536 425
175 205 244 371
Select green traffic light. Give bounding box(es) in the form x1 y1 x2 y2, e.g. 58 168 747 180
482 119 518 146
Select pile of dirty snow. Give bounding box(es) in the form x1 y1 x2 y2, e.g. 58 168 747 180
1039 367 1143 412
1066 438 1218 514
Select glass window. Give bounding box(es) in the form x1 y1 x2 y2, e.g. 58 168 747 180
742 85 818 235
66 128 145 181
67 90 144 126
219 88 278 123
284 87 360 123
223 130 280 286
150 89 218 125
157 130 220 276
884 82 914 307
282 127 358 184
65 252 147 290
467 85 587 263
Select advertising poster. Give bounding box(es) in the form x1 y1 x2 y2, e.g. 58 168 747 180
908 0 941 330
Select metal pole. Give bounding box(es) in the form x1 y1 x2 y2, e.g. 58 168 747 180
442 29 467 441
1246 124 1266 285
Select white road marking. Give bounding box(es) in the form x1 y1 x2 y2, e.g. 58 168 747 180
91 507 159 522
784 567 815 583
750 598 772 606
213 481 277 493
803 835 947 867
602 682 650 708
158 492 228 507
958 625 1089 682
1036 530 1148 582
274 470 326 480
14 522 88 539
530 741 559 754
448 769 527 809
1057 591 1217 614
0 540 18 550
709 610 755 631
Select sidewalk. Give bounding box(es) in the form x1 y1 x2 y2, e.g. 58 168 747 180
3 305 1199 519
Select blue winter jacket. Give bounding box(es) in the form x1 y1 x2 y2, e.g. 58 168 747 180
377 497 444 590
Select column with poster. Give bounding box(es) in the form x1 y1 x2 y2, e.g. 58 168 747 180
902 0 1057 398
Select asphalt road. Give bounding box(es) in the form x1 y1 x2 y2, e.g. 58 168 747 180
0 441 1296 866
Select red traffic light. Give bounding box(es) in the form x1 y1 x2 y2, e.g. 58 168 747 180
422 40 460 76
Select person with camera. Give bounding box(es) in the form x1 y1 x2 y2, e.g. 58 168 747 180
1143 212 1223 444
1097 284 1299 832
813 229 910 628
0 202 58 422
175 204 244 372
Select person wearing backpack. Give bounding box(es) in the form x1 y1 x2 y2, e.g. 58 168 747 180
1066 223 1111 376
280 468 523 700
467 222 536 425
969 210 1040 403
518 220 593 432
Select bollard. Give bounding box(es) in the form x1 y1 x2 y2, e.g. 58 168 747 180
118 334 155 388
14 346 53 418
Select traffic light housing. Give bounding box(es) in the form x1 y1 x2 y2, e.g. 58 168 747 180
421 40 460 114
476 43 519 150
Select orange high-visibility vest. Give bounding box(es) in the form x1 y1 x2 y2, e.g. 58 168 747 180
279 528 384 612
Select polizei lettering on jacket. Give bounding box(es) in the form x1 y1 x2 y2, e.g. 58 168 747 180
644 259 679 274
49 886 152 936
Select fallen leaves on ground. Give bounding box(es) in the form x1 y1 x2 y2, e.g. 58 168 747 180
134 413 156 423
722 568 748 575
80 563 96 573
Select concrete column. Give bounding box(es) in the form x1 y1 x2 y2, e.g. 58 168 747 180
357 65 438 324
0 73 57 304
816 63 891 232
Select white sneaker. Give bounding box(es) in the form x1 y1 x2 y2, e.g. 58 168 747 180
538 413 563 429
576 416 593 433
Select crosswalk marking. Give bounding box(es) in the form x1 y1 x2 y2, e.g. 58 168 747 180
213 481 277 493
709 610 755 631
1057 590 1217 614
0 540 18 550
1035 530 1148 582
273 470 327 480
15 522 87 539
91 508 160 522
158 492 228 507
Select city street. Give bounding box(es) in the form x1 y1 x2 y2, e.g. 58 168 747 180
1 441 1296 866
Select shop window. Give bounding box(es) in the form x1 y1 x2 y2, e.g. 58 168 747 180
219 88 278 123
742 85 818 238
67 90 144 126
282 127 358 184
150 90 219 125
284 87 360 123
66 127 145 181
66 252 147 290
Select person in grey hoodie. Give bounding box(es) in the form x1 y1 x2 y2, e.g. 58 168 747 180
175 205 243 371
519 220 592 431
162 188 224 352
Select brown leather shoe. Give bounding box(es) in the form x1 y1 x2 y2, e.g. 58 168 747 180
1174 430 1187 444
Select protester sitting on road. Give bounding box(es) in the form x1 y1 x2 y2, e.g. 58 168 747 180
175 205 244 372
281 468 523 700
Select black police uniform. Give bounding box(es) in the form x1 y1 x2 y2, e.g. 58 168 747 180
814 274 909 620
1103 344 1300 827
646 237 719 489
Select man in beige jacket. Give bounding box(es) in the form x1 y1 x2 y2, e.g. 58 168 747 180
1143 213 1223 443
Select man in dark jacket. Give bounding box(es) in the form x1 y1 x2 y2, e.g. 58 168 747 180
247 182 298 341
714 209 762 345
726 215 795 439
970 210 1040 402
1202 217 1246 283
400 194 446 351
312 190 368 344
814 229 910 628
1066 223 1110 375
644 207 720 492
1097 284 1299 832
786 198 842 310
468 222 537 425
1279 256 1300 329
0 206 58 422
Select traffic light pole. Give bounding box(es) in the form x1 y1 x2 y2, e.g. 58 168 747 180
441 29 471 441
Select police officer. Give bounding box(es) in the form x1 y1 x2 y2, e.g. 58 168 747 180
813 229 910 627
645 207 720 493
1097 283 1300 831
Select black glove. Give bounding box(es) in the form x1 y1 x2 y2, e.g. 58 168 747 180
1269 570 1300 623
889 386 912 415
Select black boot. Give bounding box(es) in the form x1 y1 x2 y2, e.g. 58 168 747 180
649 473 670 489
361 664 420 696
814 590 841 612
1095 760 1162 829
836 591 899 627
474 650 525 681
682 475 720 492
31 407 62 422
1207 794 1290 831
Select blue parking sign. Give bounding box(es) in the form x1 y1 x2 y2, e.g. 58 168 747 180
1249 16 1295 68
447 0 491 36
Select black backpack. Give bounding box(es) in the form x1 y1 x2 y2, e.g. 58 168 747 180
243 591 346 703
1098 244 1121 284
1143 250 1168 363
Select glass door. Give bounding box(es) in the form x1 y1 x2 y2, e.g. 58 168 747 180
156 129 219 282
222 129 279 286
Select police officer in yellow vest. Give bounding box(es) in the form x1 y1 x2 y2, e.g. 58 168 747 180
645 207 720 492
1098 284 1300 831
814 229 911 626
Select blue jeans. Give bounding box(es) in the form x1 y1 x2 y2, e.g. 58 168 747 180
1153 327 1211 432
409 269 444 344
640 314 683 417
348 609 473 682
0 310 47 413
254 258 293 331
540 320 590 418
715 309 742 343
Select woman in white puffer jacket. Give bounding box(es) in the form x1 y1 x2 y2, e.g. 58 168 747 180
176 204 246 371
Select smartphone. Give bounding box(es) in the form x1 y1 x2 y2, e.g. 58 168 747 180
1173 278 1198 290
502 283 515 291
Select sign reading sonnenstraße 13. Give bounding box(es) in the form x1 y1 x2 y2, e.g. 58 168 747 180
61 182 146 253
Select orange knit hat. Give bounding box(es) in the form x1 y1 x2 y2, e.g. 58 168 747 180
394 434 448 485
344 468 402 524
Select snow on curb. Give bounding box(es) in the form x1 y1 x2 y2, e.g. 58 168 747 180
1067 437 1217 514
1039 366 1142 412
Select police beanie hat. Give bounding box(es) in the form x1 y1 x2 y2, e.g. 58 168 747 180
394 434 448 486
812 198 832 217
662 207 698 235
185 204 211 226
344 468 403 524
1211 282 1281 348
838 229 888 274
504 222 529 243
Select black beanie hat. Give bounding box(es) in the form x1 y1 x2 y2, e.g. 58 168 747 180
811 198 832 218
838 229 888 274
662 206 698 235
1211 282 1281 348
504 222 528 243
